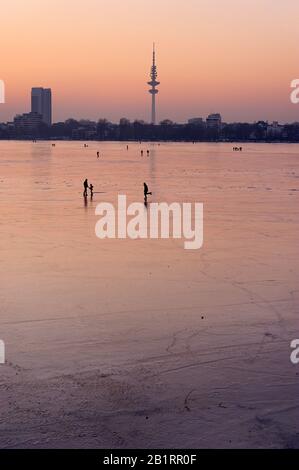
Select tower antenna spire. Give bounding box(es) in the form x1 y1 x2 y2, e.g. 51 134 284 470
148 43 159 125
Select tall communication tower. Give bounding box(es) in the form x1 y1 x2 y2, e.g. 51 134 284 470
147 43 160 125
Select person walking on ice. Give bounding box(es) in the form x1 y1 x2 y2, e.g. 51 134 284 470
83 178 89 197
143 182 152 203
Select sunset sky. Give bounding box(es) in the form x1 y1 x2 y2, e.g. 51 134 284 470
1 0 299 123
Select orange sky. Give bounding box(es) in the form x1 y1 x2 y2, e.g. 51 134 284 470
1 0 299 123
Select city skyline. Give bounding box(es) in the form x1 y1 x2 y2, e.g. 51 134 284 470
0 1 299 123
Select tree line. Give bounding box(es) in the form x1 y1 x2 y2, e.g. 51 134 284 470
1 118 299 142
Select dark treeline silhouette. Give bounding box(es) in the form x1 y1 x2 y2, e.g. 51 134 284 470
1 118 299 142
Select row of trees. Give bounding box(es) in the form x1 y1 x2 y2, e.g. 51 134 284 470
1 118 299 142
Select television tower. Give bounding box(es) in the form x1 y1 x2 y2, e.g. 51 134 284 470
148 43 159 125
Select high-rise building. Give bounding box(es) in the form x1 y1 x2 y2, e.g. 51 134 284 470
147 44 159 125
31 87 52 126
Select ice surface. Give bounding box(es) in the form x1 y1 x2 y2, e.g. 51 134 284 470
0 140 298 448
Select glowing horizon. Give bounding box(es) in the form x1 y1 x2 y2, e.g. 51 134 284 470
1 0 299 123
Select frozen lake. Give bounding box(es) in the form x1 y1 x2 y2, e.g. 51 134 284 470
0 140 298 448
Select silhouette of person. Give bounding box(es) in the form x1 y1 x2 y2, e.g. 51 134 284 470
83 178 89 197
147 150 150 156
89 183 94 197
144 182 152 202
97 151 100 158
141 150 143 156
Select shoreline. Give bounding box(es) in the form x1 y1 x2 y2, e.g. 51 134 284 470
1 138 299 144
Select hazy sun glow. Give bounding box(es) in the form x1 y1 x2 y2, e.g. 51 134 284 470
1 0 298 123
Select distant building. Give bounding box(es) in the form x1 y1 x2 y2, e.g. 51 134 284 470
188 118 204 125
119 118 131 126
14 112 43 130
206 113 222 129
31 87 52 126
266 121 282 138
72 128 97 140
